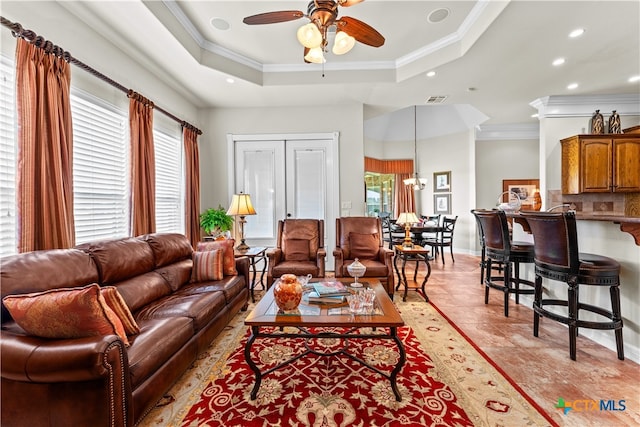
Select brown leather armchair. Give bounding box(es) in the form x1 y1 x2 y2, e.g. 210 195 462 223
266 219 326 287
333 217 395 298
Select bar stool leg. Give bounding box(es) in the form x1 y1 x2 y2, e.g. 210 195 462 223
533 275 543 337
484 258 492 305
610 284 625 360
503 262 511 317
513 261 521 305
568 278 579 361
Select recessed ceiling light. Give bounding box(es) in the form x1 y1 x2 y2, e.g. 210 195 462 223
211 17 230 31
426 71 436 77
629 75 640 83
531 113 539 118
569 28 585 38
567 83 578 90
428 8 450 23
552 58 565 66
226 77 235 84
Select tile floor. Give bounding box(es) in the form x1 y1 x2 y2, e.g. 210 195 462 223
397 252 639 427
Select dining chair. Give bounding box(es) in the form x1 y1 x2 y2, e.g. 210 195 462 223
266 219 326 287
520 211 624 360
380 214 405 250
471 209 534 317
422 216 458 264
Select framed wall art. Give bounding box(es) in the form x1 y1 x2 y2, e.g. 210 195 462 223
434 194 451 215
433 171 451 193
502 179 539 209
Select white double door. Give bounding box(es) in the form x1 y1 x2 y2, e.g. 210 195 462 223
228 132 339 269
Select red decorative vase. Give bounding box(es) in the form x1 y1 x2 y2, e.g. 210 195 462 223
273 274 303 311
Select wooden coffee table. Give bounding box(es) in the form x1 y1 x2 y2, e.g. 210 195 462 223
244 278 406 401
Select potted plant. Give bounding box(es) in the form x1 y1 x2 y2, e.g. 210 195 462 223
199 205 234 238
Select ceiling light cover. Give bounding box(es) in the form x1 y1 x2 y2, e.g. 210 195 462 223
304 47 326 63
332 31 355 55
569 28 585 38
567 83 578 90
552 58 565 66
297 23 322 48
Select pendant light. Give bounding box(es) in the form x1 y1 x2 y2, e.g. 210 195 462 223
403 105 427 190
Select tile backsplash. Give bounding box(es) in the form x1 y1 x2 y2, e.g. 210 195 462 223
547 190 629 216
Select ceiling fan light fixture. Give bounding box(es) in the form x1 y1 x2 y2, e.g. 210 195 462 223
297 23 323 48
332 31 355 55
304 46 326 63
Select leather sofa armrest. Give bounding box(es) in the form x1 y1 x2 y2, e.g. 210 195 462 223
333 248 345 277
1 331 128 383
234 256 250 291
378 247 394 265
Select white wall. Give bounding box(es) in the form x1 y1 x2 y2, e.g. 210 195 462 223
198 104 364 215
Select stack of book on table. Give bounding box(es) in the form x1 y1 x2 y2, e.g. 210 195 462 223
305 281 351 304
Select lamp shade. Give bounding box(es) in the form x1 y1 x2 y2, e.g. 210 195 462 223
297 23 322 48
227 193 256 216
332 31 355 55
396 212 419 225
304 46 326 63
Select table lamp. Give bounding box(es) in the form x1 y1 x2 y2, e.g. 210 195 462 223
226 192 256 250
396 212 419 248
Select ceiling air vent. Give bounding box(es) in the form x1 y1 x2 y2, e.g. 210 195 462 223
425 96 447 104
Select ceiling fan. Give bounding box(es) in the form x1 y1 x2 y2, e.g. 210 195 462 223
242 0 385 64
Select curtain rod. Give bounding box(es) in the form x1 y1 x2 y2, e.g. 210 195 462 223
1 16 202 135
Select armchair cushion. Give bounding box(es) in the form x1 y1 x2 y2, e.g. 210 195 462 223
3 284 130 345
284 238 310 261
196 239 237 276
349 232 380 259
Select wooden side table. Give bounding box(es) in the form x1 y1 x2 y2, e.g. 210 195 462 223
234 246 268 302
393 245 431 302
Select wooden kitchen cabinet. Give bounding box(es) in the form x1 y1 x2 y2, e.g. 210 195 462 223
561 134 640 194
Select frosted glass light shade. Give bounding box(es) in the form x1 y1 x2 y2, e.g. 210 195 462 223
304 47 326 63
332 31 355 55
297 23 322 48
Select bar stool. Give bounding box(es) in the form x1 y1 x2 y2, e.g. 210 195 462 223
471 209 535 317
520 211 624 360
471 210 504 285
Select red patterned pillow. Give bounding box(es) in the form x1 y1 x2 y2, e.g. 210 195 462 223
191 248 224 282
101 286 140 335
196 239 237 276
2 284 130 346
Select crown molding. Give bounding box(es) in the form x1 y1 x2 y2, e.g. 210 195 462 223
476 123 539 141
530 94 640 118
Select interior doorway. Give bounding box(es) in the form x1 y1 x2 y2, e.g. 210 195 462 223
228 132 340 270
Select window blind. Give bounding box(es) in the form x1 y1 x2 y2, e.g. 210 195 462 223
0 55 16 256
71 89 129 244
154 127 184 233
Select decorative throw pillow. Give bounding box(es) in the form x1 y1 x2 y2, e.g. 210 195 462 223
284 238 310 261
191 248 224 282
2 284 130 346
101 286 140 335
349 232 380 259
196 239 237 276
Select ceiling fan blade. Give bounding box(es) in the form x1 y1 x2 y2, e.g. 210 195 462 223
337 16 384 47
243 10 304 25
338 0 365 7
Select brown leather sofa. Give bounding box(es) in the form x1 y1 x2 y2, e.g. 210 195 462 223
0 233 249 427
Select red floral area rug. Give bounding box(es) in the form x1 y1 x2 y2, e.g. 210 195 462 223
182 326 473 427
